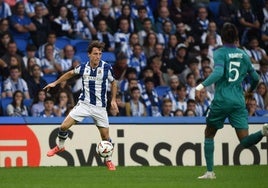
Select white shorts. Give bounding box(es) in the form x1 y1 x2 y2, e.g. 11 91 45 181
69 101 109 128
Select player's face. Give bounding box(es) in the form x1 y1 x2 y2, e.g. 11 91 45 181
89 47 102 65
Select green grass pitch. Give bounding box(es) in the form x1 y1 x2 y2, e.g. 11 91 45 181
0 165 267 188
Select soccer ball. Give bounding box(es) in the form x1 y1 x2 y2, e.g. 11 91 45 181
96 140 114 158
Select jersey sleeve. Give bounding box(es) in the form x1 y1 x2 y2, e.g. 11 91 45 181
202 49 224 87
107 64 115 82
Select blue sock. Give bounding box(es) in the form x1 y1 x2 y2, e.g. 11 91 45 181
240 131 263 148
204 138 214 172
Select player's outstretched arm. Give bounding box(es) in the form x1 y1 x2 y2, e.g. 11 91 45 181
43 70 75 92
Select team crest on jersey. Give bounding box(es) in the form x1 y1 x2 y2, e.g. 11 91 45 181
98 69 102 74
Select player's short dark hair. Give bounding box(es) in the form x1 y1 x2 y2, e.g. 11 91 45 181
221 22 239 44
87 40 105 53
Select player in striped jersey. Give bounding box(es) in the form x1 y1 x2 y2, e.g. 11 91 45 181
44 41 118 171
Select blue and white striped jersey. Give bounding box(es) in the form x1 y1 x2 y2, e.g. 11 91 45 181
74 60 114 107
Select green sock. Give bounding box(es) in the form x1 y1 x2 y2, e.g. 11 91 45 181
240 131 263 148
204 138 214 172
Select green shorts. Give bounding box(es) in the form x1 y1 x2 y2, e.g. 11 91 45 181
206 104 248 130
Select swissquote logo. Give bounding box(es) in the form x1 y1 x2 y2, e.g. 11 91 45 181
0 126 40 167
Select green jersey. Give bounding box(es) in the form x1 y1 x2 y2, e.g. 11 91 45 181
203 45 259 109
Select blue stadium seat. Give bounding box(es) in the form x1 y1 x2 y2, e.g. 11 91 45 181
55 37 70 49
208 1 220 20
155 86 169 98
14 38 28 54
73 40 90 52
42 74 58 84
1 98 12 116
102 52 116 65
75 52 89 63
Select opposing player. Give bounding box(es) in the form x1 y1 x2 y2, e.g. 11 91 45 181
44 41 119 171
195 22 268 179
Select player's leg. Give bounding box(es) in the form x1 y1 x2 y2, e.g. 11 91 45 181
230 108 265 148
198 108 225 179
47 115 77 157
93 107 116 170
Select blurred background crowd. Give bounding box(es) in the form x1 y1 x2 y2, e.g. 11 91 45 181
0 0 268 117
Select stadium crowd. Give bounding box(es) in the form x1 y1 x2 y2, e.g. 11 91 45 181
0 0 268 117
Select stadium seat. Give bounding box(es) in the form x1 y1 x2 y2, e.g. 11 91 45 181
75 52 89 63
1 98 12 116
14 38 28 54
42 74 58 83
102 52 116 65
55 37 70 49
208 1 220 20
155 86 169 98
74 40 90 52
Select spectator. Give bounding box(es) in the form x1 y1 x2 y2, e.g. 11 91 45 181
31 3 51 48
163 34 178 61
175 21 195 48
25 0 49 18
174 108 183 116
218 0 237 28
134 5 148 32
163 75 179 104
245 37 268 69
142 32 158 59
128 43 147 78
161 98 174 117
167 43 188 76
93 3 117 34
54 90 74 117
47 0 64 22
190 6 210 45
173 84 188 112
117 3 135 32
87 0 101 22
9 2 36 40
1 41 24 69
114 17 131 54
0 18 10 36
26 64 47 98
0 0 11 19
186 98 197 115
68 0 83 26
131 0 154 23
180 57 200 85
155 6 175 34
38 31 61 59
158 20 175 47
121 32 139 58
75 6 96 40
119 67 138 93
137 18 157 46
147 43 167 73
0 31 13 58
22 44 41 69
259 58 268 86
31 89 46 117
112 51 128 81
141 77 161 116
108 92 126 116
125 86 146 116
236 0 260 46
6 90 29 116
185 72 197 100
60 44 75 72
122 78 141 103
52 5 75 38
95 19 115 52
39 97 57 117
149 56 168 87
2 66 30 99
201 21 223 46
40 43 62 75
183 109 196 116
246 97 259 116
110 0 123 20
169 0 195 25
195 87 211 116
253 82 268 110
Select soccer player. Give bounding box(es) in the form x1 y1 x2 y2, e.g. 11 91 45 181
195 22 268 179
44 41 119 171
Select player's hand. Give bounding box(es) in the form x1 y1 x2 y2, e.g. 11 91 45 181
43 82 57 92
110 100 119 114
